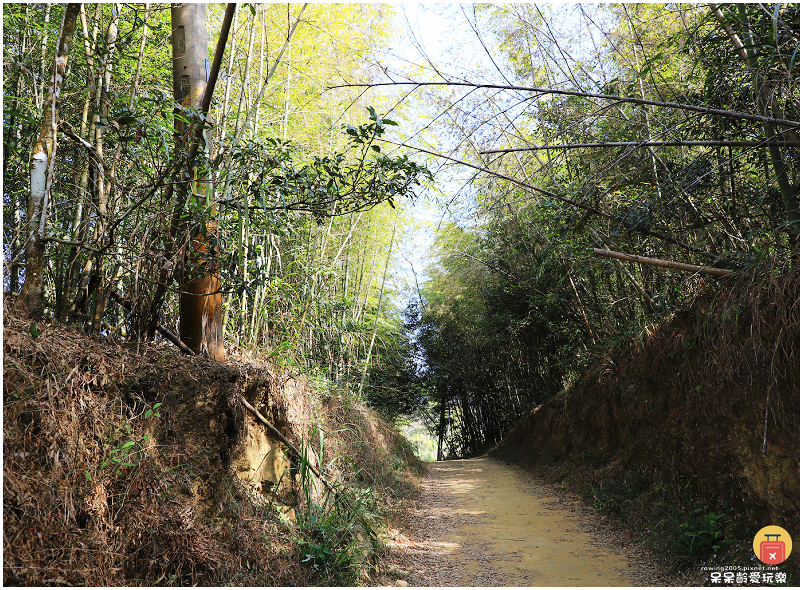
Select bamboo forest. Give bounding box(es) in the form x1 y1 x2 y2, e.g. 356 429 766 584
4 3 799 586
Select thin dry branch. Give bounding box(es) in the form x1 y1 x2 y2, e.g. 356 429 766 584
240 397 352 503
108 290 196 355
330 81 800 129
481 140 800 154
379 137 725 263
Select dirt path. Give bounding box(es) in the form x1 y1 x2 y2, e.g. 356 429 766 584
380 458 667 586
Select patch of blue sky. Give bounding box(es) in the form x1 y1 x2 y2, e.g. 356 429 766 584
375 4 619 307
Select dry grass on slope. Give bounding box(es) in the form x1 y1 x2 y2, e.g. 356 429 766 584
494 263 800 578
3 309 422 586
3 310 313 586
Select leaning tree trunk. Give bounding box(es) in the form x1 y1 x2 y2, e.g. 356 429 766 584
171 3 225 361
16 3 81 319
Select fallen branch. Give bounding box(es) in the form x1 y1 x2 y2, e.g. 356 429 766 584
591 248 733 277
240 396 309 471
108 290 196 355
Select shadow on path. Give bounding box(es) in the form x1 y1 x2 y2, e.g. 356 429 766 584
381 457 638 586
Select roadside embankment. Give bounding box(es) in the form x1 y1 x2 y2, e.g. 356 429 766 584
3 310 421 585
493 268 800 578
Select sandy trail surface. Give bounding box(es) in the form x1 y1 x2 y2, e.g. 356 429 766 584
380 457 656 586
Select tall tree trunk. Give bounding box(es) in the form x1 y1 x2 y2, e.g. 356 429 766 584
58 4 99 320
172 3 225 361
88 4 121 334
5 6 30 295
436 398 447 461
16 3 81 319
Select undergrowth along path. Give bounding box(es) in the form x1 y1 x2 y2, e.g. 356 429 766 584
382 457 669 586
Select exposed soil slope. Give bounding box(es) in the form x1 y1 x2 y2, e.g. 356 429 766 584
492 269 800 577
3 310 419 585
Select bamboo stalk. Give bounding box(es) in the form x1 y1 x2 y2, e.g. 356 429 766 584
108 290 196 355
329 80 800 129
358 220 396 397
624 6 664 205
567 273 596 344
379 137 721 263
481 140 800 154
37 3 53 108
233 9 256 140
219 4 238 143
217 4 307 211
591 248 733 277
253 5 266 139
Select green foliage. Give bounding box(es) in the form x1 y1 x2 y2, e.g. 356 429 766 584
215 109 430 224
654 488 730 565
294 429 377 585
96 406 163 478
144 402 162 420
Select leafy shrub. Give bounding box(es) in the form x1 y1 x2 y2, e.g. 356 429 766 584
655 492 728 565
295 429 377 585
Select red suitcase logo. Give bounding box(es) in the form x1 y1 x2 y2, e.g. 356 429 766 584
753 525 792 565
759 534 786 565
